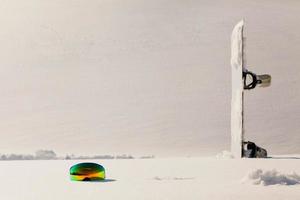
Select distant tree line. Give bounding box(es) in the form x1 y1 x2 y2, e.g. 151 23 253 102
64 154 134 160
0 150 154 161
0 150 57 160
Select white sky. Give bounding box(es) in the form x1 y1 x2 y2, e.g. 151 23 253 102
0 0 299 156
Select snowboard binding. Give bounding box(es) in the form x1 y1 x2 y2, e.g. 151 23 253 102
242 141 267 158
243 70 271 90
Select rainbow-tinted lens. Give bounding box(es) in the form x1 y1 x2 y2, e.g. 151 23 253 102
70 162 105 181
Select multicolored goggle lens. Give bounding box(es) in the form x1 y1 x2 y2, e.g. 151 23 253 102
70 162 105 181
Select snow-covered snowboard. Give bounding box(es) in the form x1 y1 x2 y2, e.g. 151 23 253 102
230 20 245 158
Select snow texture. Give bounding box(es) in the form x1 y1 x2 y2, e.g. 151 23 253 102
153 176 195 181
2 157 300 200
243 169 300 186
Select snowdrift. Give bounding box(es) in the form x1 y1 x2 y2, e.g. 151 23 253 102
243 169 300 186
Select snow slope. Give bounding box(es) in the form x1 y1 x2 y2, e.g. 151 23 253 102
1 158 300 200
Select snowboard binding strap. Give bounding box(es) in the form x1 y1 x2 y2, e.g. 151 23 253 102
243 70 271 90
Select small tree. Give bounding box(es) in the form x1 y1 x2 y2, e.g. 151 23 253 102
35 150 57 160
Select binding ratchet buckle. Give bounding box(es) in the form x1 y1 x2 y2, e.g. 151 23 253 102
243 70 271 90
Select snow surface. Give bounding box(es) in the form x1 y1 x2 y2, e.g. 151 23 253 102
1 157 300 200
216 150 234 159
243 169 300 186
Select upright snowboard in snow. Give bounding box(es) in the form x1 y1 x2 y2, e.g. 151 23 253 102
230 20 245 158
230 20 271 158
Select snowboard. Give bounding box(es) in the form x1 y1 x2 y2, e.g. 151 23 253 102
230 20 245 158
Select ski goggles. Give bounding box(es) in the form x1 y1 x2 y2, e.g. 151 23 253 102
70 162 105 181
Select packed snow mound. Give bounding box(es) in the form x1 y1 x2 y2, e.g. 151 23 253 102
216 151 234 159
243 169 300 186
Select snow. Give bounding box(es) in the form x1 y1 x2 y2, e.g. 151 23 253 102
216 150 234 159
1 157 300 200
243 169 300 186
0 0 300 197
